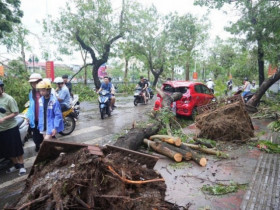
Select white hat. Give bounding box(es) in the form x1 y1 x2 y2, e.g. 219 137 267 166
209 78 212 81
28 73 42 82
54 77 64 83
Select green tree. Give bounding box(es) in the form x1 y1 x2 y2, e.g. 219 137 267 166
51 0 131 89
0 0 23 39
1 24 30 71
194 0 280 85
166 13 209 80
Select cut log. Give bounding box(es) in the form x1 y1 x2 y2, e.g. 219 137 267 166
143 139 182 162
114 122 161 150
153 139 192 160
156 88 183 109
191 154 207 167
149 135 182 146
181 143 228 158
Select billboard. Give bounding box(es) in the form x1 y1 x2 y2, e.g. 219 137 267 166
46 61 54 81
98 63 107 78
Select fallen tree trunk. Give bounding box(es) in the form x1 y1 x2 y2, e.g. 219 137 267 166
149 135 182 146
114 122 161 150
181 143 228 158
153 139 192 160
143 139 182 162
148 139 207 166
247 69 280 107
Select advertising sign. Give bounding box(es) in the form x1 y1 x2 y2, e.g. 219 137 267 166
46 61 54 81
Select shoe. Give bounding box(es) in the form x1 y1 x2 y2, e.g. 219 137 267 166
19 168 27 176
6 166 19 173
113 105 117 108
35 146 40 152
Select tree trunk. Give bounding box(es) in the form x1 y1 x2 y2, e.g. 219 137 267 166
148 68 150 81
84 66 87 85
257 39 265 86
247 69 280 107
92 65 101 90
143 139 182 162
171 66 175 80
153 73 160 87
114 122 161 150
124 58 128 84
185 62 190 81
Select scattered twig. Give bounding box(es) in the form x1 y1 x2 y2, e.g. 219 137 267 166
17 195 50 210
73 195 91 209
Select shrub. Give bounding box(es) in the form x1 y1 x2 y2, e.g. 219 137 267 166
72 84 98 102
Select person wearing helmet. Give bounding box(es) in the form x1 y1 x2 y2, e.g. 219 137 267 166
54 77 71 112
0 80 26 175
62 75 73 97
26 73 43 152
242 77 251 98
36 80 64 140
206 78 215 94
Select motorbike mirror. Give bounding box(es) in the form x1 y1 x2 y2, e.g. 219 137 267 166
0 107 6 113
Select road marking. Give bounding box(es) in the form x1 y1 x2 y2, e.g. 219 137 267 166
24 125 104 149
59 125 103 140
0 175 28 189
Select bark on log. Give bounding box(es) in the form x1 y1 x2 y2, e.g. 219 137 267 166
153 139 192 160
156 88 182 109
143 139 182 162
149 135 182 146
247 69 280 107
114 122 161 150
181 143 227 158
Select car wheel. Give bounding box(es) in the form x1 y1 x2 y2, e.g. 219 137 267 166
191 107 198 120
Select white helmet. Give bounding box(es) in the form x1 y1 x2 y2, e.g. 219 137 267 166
28 73 42 83
209 78 212 81
54 77 64 83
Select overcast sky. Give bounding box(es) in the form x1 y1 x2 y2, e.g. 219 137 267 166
1 0 237 65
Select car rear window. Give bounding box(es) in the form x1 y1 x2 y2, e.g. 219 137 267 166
163 85 188 94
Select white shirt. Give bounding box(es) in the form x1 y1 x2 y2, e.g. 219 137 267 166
206 81 214 89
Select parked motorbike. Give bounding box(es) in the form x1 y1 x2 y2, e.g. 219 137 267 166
98 90 111 119
59 95 80 136
134 87 148 106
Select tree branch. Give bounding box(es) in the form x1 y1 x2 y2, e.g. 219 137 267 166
75 31 97 63
70 63 92 82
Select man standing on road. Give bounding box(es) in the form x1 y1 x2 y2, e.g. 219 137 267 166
97 76 115 110
206 78 215 94
27 73 44 152
54 77 71 112
137 76 148 104
0 80 26 175
62 75 73 97
108 77 116 109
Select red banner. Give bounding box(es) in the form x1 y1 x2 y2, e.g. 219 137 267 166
46 61 54 81
193 72 198 80
0 66 4 77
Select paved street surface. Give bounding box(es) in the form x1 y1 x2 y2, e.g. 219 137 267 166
0 95 154 208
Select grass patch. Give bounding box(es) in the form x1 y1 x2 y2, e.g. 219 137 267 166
257 140 280 153
73 84 98 102
201 182 247 195
169 162 193 169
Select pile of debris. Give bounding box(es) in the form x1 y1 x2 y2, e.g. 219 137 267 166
7 144 177 210
196 96 254 141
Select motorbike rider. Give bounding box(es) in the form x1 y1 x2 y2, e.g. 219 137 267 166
108 77 116 109
206 78 215 94
0 80 26 175
137 76 148 104
26 73 44 152
36 80 64 140
242 77 251 98
97 76 114 110
54 77 71 112
62 75 73 97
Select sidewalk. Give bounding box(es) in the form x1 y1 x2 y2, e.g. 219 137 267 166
241 119 280 210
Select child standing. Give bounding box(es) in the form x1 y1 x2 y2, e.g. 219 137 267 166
36 80 64 139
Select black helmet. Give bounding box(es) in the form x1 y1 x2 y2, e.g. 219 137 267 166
0 79 4 87
62 75 68 79
244 77 248 81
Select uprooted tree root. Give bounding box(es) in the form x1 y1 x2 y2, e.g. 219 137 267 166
195 102 254 141
9 149 179 210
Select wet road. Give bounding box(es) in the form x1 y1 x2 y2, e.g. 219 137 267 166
0 95 154 208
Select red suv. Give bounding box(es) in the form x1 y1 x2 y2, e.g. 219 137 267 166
154 81 215 118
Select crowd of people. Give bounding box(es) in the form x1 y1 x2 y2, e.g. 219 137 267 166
0 73 73 176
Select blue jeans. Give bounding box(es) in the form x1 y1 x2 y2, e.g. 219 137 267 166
242 91 250 97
